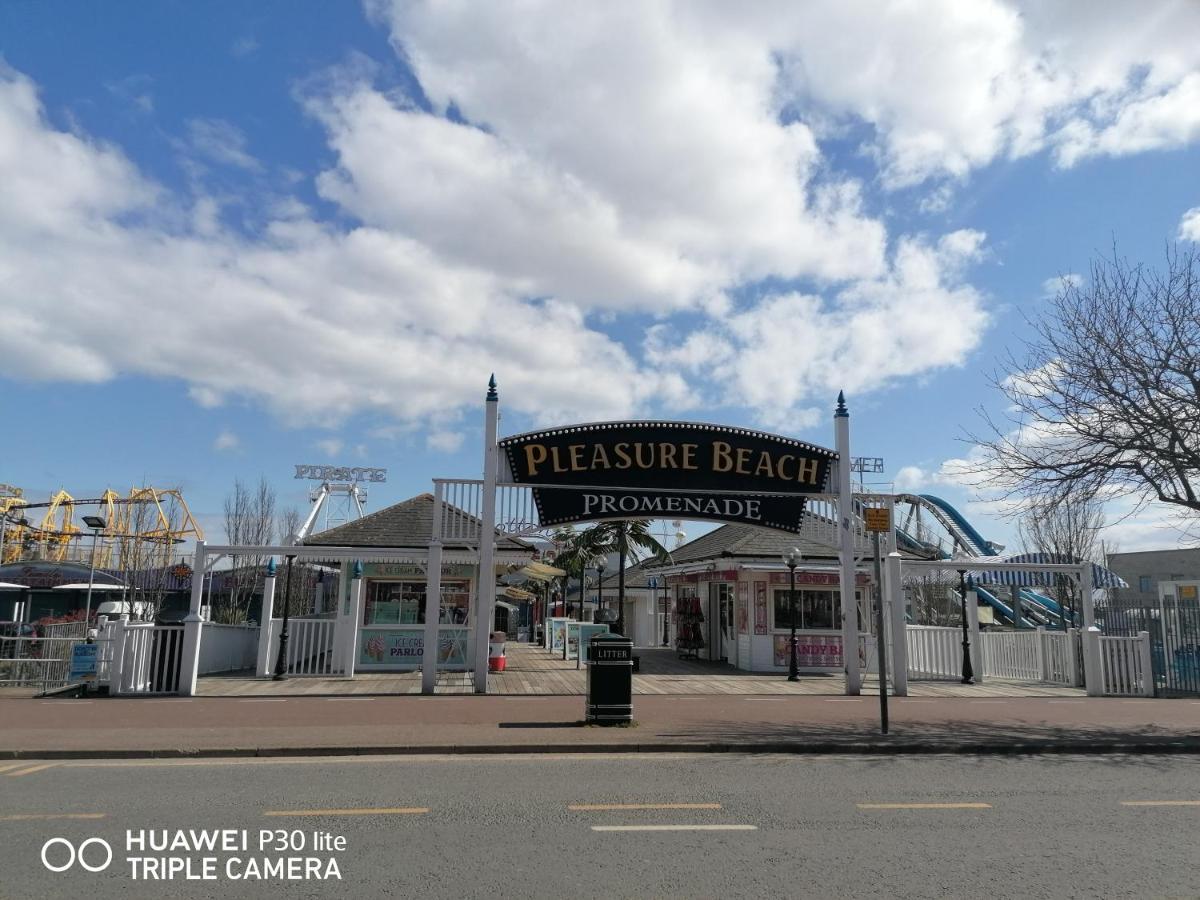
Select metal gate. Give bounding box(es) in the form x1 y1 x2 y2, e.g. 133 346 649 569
1099 583 1200 697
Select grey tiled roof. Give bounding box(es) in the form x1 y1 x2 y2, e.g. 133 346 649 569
303 493 533 552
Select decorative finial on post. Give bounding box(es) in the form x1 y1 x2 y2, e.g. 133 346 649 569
835 391 848 418
353 560 363 580
487 374 498 401
266 558 276 577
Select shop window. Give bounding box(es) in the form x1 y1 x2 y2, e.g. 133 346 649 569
364 580 470 626
772 588 844 630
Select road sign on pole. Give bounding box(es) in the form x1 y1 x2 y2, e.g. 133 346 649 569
864 507 891 532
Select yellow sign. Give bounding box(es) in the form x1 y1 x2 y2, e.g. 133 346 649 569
864 508 891 532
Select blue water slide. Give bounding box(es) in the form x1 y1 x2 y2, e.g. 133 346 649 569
1020 588 1076 627
918 494 999 556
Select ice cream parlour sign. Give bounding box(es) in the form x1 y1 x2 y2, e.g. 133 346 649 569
499 421 836 534
359 628 469 670
366 564 473 578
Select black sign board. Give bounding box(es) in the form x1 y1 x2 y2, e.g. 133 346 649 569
499 421 836 533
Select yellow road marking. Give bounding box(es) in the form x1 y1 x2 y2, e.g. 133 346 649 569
1121 800 1200 807
0 763 27 773
0 813 106 821
591 825 757 832
858 802 991 810
5 764 56 777
263 807 429 817
570 803 721 811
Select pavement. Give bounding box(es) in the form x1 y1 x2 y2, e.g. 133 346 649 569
3 693 1200 759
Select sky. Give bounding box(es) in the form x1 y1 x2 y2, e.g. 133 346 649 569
1 0 1199 554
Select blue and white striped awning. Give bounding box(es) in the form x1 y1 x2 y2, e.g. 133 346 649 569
970 552 1128 589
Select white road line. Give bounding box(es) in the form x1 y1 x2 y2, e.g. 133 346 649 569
591 824 757 832
1120 800 1200 807
239 698 289 702
858 802 991 810
570 803 722 811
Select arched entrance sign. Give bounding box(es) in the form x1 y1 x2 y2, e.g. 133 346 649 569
498 422 837 534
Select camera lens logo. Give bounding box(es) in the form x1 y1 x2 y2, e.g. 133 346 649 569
41 837 113 873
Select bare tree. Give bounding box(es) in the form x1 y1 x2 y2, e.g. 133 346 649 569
1017 493 1106 628
906 568 961 626
970 246 1200 528
218 477 276 624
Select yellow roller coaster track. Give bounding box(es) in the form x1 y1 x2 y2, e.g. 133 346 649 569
0 487 204 567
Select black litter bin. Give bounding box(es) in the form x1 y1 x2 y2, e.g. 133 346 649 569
585 632 633 725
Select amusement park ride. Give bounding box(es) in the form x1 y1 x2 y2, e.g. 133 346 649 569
0 483 203 568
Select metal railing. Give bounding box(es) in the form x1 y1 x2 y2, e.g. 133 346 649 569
0 635 84 692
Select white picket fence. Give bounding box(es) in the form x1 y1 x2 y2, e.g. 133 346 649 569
197 623 259 675
977 628 1080 686
111 623 185 694
1099 631 1154 697
271 616 339 676
906 625 962 680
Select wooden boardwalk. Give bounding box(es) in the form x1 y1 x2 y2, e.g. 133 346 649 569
196 643 1085 698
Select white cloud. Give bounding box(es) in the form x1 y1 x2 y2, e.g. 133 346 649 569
315 439 344 457
213 429 239 451
648 230 990 425
427 430 465 453
1040 273 1082 298
893 466 927 492
184 118 260 171
1180 207 1200 242
5 1 1200 437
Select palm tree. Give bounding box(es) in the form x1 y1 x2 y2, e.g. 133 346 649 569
576 520 667 636
549 528 592 622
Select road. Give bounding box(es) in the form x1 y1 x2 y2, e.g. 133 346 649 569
2 752 1198 899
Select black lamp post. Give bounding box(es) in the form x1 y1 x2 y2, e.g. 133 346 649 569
957 566 975 685
81 515 107 634
661 577 670 646
782 547 801 682
595 559 605 623
272 554 296 681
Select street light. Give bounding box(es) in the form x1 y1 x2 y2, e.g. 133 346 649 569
272 554 296 681
954 554 975 685
81 515 106 637
782 547 802 682
595 558 606 623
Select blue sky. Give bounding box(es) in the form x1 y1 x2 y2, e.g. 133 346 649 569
2 1 1199 553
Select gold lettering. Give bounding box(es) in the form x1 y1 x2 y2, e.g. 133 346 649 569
568 444 586 471
735 447 752 475
753 451 774 478
613 443 633 469
712 441 734 473
591 444 612 469
681 444 699 470
797 457 820 485
659 443 678 468
634 442 655 469
550 447 568 474
524 444 548 477
777 454 795 481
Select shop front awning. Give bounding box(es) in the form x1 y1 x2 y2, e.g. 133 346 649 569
0 582 28 590
502 586 537 601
